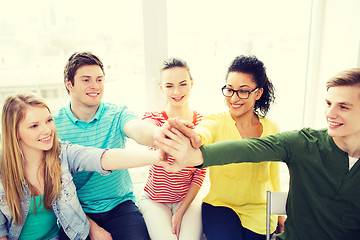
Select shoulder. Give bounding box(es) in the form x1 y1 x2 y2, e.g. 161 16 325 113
298 128 328 140
59 140 70 149
143 111 164 120
58 141 70 162
102 102 128 114
58 141 82 161
100 102 138 121
58 141 70 170
260 116 280 133
274 128 326 144
259 115 277 126
53 106 67 119
53 104 77 128
202 111 228 122
197 112 229 131
142 111 166 127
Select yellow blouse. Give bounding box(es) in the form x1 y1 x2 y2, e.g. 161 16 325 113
196 111 281 234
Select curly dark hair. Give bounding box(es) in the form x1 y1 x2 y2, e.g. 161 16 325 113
225 55 275 116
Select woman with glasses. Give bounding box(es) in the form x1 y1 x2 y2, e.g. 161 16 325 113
157 68 360 240
138 58 207 240
188 55 284 240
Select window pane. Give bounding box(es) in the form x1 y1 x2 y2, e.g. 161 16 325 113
0 0 145 114
167 0 312 131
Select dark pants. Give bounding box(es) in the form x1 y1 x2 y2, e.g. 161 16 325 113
202 202 271 240
59 200 150 240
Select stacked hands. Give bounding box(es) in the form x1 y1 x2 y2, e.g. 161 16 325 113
154 118 204 172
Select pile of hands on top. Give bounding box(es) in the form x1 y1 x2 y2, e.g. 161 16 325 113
154 118 204 172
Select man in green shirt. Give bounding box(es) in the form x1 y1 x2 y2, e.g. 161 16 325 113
156 68 360 240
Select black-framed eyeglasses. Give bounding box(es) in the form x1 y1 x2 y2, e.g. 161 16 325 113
221 86 259 99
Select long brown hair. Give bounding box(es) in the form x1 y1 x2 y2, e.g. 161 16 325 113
1 93 62 224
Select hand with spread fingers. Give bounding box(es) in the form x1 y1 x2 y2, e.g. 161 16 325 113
155 126 204 172
167 118 202 149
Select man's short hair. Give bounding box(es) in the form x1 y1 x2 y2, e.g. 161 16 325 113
63 51 104 93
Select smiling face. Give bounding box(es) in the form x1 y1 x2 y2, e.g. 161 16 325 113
225 72 263 119
17 106 56 156
66 64 104 109
325 85 360 139
160 67 193 107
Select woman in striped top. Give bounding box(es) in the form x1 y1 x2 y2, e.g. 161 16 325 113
138 58 207 240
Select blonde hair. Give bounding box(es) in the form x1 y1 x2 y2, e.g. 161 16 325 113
1 93 62 224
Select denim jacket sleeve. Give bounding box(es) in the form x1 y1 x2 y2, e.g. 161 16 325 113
59 141 112 176
0 184 10 238
0 210 8 238
54 168 89 240
0 157 6 238
55 142 113 240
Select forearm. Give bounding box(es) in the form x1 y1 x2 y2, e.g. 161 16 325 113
199 136 286 168
87 216 97 230
87 216 113 240
101 148 158 170
0 216 8 240
134 120 159 146
175 184 201 215
138 122 159 146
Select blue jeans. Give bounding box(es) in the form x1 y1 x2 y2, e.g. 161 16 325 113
59 200 150 240
202 202 270 240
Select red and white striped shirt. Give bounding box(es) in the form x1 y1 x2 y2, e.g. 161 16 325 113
143 111 207 203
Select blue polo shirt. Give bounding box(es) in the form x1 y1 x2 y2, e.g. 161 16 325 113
53 102 138 213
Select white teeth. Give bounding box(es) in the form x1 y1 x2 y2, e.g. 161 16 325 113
172 97 183 101
40 136 51 142
329 122 341 126
232 104 241 108
87 93 98 97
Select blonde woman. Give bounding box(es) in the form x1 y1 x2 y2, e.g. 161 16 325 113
0 93 162 240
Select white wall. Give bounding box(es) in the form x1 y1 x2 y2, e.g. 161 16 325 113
304 0 360 129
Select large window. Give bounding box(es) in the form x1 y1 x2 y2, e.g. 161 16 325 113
1 0 359 188
167 0 312 131
166 0 313 191
0 0 145 114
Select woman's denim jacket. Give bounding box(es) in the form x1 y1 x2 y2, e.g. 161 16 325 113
0 141 111 240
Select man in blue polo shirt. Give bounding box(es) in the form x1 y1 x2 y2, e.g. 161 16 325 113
54 52 155 240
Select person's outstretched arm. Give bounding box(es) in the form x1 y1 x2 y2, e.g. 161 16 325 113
123 118 160 146
156 125 290 171
100 147 161 170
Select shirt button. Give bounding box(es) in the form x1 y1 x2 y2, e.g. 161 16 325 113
66 227 71 232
